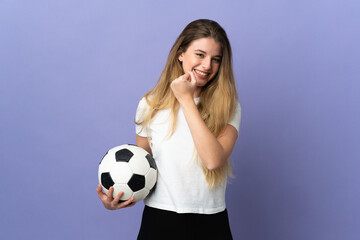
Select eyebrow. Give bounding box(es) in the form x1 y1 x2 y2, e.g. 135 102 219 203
194 49 222 58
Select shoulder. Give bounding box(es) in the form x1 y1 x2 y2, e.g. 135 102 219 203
135 97 150 120
228 101 241 132
138 96 148 106
137 96 151 110
235 101 241 115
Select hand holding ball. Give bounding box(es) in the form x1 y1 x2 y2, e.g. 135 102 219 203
98 144 157 203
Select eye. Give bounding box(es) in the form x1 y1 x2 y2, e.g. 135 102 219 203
196 53 204 58
212 58 221 63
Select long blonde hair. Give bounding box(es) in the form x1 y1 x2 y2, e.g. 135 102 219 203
136 19 238 188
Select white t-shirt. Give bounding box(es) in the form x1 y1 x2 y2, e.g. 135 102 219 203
135 97 241 214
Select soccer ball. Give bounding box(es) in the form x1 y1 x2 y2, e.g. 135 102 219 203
98 144 157 202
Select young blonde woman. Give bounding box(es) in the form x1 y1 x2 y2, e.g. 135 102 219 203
97 19 241 239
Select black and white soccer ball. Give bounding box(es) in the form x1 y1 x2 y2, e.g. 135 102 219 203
98 144 157 202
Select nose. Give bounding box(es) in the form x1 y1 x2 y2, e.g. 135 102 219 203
201 57 212 70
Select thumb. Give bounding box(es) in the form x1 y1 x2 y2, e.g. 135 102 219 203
183 72 190 82
188 71 197 85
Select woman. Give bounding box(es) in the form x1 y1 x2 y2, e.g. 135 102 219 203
97 19 241 239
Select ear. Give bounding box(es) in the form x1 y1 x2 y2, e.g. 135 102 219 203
178 52 184 62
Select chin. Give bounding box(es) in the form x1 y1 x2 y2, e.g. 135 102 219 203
196 80 208 87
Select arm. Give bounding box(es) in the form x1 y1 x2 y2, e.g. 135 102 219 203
136 135 152 155
181 100 238 170
171 71 238 170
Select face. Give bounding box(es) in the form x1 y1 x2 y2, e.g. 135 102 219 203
178 37 222 88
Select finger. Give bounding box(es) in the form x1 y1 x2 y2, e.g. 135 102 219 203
188 71 197 85
182 72 190 82
124 201 137 208
96 184 102 193
120 197 134 207
119 197 136 209
96 184 106 200
113 191 124 203
107 186 115 200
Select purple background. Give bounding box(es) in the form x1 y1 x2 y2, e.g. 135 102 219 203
1 1 359 239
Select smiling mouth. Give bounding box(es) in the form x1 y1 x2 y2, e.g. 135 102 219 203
194 69 210 77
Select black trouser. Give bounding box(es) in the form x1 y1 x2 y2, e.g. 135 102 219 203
137 206 233 240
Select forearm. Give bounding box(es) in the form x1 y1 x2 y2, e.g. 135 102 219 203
180 99 226 170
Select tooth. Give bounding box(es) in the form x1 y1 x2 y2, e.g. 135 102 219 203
195 70 208 76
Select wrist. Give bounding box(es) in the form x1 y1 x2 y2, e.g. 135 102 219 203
179 96 196 110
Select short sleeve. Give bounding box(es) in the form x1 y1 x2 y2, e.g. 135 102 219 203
228 102 241 133
135 98 149 137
